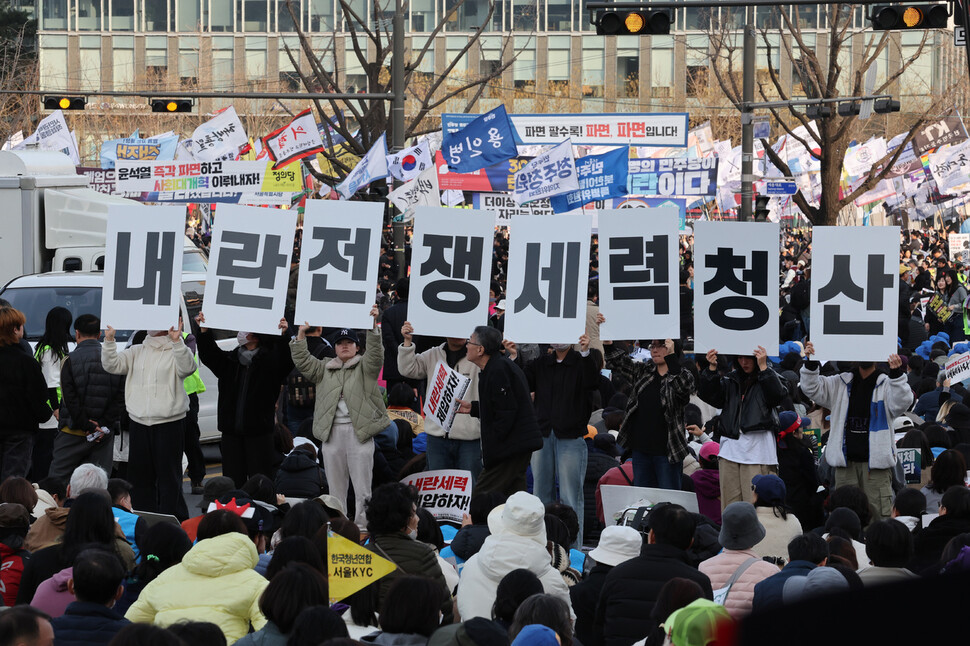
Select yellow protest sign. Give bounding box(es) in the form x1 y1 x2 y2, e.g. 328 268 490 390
260 161 303 192
328 532 397 602
316 144 361 177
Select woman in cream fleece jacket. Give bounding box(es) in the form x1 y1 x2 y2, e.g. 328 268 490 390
102 325 197 519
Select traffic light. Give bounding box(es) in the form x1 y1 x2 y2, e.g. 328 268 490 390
150 98 193 113
874 98 901 113
594 8 671 35
805 105 833 119
869 4 948 29
754 195 771 222
43 96 85 110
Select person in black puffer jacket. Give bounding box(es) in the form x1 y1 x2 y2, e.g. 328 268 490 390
584 434 620 545
275 441 327 498
50 314 126 482
450 492 503 561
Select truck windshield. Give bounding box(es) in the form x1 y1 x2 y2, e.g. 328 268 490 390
0 286 132 343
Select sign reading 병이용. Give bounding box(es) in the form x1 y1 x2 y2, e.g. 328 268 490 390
101 205 185 331
295 201 383 330
402 469 473 524
421 364 472 437
597 207 681 341
945 352 970 386
328 532 396 602
504 213 592 344
809 226 899 362
202 204 297 334
628 157 718 197
442 104 519 173
407 207 495 338
693 221 780 356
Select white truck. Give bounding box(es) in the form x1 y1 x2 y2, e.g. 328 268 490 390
0 149 226 443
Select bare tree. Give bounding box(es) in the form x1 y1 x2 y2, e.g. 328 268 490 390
705 5 964 225
281 0 521 186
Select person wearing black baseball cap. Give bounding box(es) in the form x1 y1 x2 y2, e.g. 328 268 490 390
290 305 391 527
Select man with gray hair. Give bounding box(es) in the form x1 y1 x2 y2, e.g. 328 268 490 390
24 464 108 552
456 326 542 496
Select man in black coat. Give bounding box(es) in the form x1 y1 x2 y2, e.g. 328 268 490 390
593 503 713 646
50 314 126 481
526 336 599 548
457 325 542 497
195 313 294 487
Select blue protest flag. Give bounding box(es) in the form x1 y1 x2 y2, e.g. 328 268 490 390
549 146 629 213
442 105 519 173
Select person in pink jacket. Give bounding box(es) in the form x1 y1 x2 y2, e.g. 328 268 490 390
698 502 780 619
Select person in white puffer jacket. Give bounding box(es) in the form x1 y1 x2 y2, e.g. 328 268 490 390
102 323 197 521
456 491 574 622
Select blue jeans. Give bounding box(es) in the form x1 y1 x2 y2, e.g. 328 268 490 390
632 450 683 490
425 434 483 484
531 434 588 549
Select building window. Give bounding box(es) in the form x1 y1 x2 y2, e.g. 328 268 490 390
756 6 783 30
143 0 169 31
38 35 69 90
345 47 367 93
446 36 469 82
80 38 101 91
113 45 135 89
547 0 570 30
683 7 711 30
243 0 269 31
340 0 365 31
686 35 708 98
209 0 233 31
110 0 135 30
547 35 569 95
513 40 535 92
77 0 103 31
41 0 69 30
246 36 267 86
145 36 168 83
308 0 333 30
512 0 536 31
582 38 604 98
444 0 489 31
177 0 201 31
791 33 815 97
479 36 502 98
410 0 433 31
179 46 199 87
651 42 673 98
278 0 299 31
796 5 817 29
616 37 638 99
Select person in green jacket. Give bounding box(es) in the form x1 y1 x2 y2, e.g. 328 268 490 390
290 305 390 527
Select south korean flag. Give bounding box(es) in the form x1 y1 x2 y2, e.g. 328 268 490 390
387 142 434 182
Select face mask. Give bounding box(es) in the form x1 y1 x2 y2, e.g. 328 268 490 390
237 331 251 346
407 528 418 540
550 343 571 351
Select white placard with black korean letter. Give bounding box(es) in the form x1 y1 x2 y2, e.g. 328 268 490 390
810 226 899 361
694 221 779 356
407 207 494 338
598 207 680 341
295 200 383 329
102 205 185 331
202 204 297 334
504 213 592 344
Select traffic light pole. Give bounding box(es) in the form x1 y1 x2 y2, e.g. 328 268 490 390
391 0 408 280
740 6 756 221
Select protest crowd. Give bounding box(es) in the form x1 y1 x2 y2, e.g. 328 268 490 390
4 221 970 646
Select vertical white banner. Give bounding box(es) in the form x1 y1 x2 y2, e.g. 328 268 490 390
407 207 495 338
810 226 899 362
694 221 779 356
295 201 383 329
202 204 297 334
504 213 592 344
101 205 185 331
598 207 681 341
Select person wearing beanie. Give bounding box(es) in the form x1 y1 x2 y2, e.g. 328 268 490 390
800 341 914 520
690 442 722 526
775 410 823 532
698 502 780 619
749 475 803 564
